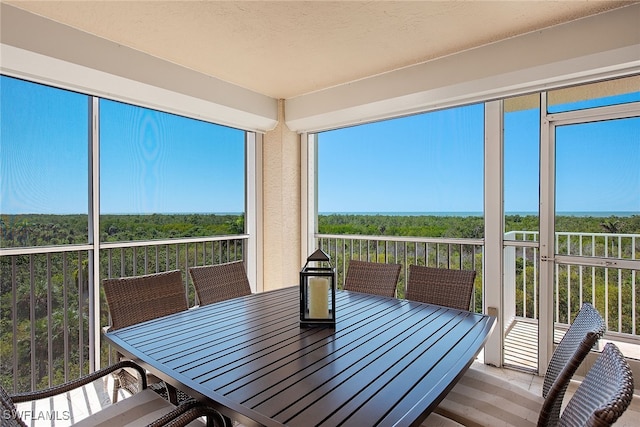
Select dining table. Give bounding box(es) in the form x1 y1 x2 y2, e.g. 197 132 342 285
103 286 495 427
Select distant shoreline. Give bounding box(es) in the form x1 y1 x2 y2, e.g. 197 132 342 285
319 212 638 217
2 212 638 217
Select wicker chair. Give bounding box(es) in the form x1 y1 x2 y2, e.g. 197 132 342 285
188 261 252 306
1 360 216 427
149 403 228 427
343 260 401 297
558 342 634 426
435 302 607 427
103 270 189 404
406 265 476 311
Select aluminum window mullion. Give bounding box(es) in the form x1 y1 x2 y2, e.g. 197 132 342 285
89 96 100 371
29 255 36 390
63 253 70 382
547 100 640 124
47 253 53 387
539 91 555 376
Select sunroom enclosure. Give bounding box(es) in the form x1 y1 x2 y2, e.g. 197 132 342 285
2 2 640 395
308 79 640 375
3 75 640 393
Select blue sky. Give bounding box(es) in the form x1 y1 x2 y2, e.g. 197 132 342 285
1 75 639 216
317 105 485 213
318 94 640 215
99 99 245 214
555 117 640 213
1 76 245 215
1 77 89 214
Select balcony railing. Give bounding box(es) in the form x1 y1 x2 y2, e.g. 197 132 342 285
504 231 640 337
316 234 484 307
318 232 640 341
2 231 638 392
0 235 246 393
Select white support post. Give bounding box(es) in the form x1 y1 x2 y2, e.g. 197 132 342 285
246 132 263 293
483 100 504 367
301 133 318 259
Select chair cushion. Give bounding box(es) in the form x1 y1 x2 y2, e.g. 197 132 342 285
434 368 543 427
73 388 180 427
421 412 465 426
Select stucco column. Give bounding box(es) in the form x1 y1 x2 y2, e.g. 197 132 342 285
262 99 301 290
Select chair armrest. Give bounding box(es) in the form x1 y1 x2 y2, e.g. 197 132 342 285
9 360 148 403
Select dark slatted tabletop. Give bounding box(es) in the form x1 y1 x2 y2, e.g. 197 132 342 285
104 286 495 427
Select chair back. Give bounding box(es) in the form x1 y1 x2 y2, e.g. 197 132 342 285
0 385 27 427
406 265 475 311
536 302 606 426
103 270 188 331
343 260 401 297
558 343 633 427
189 261 251 306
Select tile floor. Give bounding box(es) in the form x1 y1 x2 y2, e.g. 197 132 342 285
11 363 640 426
471 360 640 427
13 377 113 426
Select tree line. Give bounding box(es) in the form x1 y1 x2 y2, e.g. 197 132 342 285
1 212 638 392
318 213 640 237
1 213 245 248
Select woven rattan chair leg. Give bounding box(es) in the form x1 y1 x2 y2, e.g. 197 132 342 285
166 383 178 405
112 374 120 403
204 412 232 427
118 369 140 395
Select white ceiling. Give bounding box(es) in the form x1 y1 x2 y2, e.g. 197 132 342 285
4 0 637 99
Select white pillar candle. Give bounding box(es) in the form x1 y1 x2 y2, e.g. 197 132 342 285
308 277 329 318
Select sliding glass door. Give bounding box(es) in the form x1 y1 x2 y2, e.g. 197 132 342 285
541 77 640 370
552 115 640 359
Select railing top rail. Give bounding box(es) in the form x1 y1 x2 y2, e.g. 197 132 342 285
0 244 94 256
0 235 250 257
504 239 540 248
555 231 640 238
504 231 539 236
100 234 249 249
315 233 483 246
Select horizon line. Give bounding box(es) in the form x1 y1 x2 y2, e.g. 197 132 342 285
2 211 638 217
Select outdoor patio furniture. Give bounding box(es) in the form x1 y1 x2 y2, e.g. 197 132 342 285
103 269 189 404
1 360 214 427
558 342 633 426
343 260 401 297
406 265 476 311
188 261 251 306
435 302 607 426
148 404 228 427
104 286 495 426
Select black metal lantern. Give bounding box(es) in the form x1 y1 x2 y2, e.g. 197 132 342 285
300 249 336 328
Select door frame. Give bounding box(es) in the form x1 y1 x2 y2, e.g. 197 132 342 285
539 98 640 375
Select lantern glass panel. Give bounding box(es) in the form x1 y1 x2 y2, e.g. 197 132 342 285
304 273 332 320
300 253 336 328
